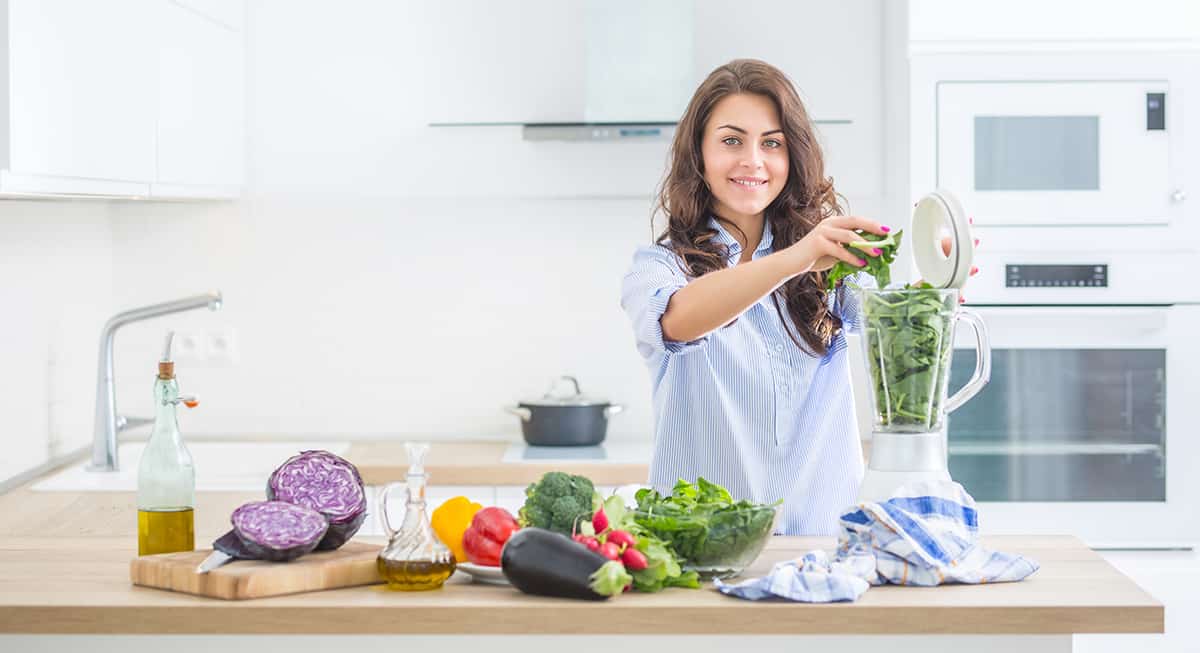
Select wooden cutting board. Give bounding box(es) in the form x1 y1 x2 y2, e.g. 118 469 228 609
130 541 383 600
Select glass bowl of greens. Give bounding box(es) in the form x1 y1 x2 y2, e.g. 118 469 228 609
630 479 781 580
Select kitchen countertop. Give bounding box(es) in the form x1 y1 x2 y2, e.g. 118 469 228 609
0 467 1162 636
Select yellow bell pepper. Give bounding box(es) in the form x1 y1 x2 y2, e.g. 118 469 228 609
431 496 482 563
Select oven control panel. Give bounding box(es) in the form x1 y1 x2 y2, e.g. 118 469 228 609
1005 264 1108 288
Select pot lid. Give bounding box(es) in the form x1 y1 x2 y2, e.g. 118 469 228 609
520 375 610 407
911 189 974 289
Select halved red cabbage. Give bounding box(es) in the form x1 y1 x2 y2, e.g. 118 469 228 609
230 500 328 562
267 450 367 550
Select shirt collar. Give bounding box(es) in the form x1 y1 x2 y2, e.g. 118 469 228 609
707 215 775 260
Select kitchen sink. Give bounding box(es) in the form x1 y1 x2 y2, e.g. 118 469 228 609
31 441 351 492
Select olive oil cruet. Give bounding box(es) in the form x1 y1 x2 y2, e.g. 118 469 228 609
136 331 200 555
376 442 456 590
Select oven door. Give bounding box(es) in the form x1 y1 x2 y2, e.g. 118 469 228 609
947 305 1200 547
937 80 1172 226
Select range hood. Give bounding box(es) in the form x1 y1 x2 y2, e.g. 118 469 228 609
429 0 694 141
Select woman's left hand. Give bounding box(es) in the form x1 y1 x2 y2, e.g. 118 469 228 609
942 234 980 303
916 221 980 304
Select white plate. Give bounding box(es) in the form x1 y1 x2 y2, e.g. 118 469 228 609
456 562 510 585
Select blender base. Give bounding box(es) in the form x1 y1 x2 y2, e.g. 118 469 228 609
857 468 952 504
856 429 953 503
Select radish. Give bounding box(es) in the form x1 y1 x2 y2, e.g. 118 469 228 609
592 507 609 533
606 529 636 550
584 537 601 553
600 541 621 561
620 547 649 571
572 534 588 544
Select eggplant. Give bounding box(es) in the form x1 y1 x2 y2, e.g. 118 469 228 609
500 528 631 600
230 500 329 562
267 450 367 550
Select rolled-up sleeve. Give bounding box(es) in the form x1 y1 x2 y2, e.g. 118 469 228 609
620 244 709 359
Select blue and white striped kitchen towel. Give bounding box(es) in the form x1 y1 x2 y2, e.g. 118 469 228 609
714 480 1040 602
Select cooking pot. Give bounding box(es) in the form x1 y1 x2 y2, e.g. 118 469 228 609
505 376 624 446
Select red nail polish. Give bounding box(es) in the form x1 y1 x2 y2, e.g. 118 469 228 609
969 216 974 225
881 225 891 233
974 238 980 246
970 265 979 274
858 259 867 266
872 248 882 255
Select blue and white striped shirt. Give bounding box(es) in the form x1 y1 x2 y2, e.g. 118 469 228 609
620 217 870 536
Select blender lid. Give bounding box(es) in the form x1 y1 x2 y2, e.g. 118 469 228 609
911 189 974 289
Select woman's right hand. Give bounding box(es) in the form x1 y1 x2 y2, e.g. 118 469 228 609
782 215 891 276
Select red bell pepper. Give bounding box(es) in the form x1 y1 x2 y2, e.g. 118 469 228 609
462 506 520 566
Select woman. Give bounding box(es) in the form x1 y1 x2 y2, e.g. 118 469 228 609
620 59 960 535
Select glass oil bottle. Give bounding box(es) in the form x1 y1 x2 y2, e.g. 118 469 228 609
137 332 199 556
376 442 456 590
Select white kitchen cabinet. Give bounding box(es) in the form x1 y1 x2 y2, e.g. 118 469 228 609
154 0 245 198
0 0 245 199
909 0 1200 51
5 0 157 194
426 0 586 124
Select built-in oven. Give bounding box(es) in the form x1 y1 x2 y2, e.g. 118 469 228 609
947 302 1200 547
910 52 1200 548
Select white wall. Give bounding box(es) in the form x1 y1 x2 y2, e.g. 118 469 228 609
0 201 114 481
103 0 894 445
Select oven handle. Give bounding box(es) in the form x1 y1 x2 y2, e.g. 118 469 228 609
945 308 992 414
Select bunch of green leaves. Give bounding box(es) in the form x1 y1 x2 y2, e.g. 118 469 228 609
861 281 956 428
630 478 780 567
826 229 904 291
589 494 700 592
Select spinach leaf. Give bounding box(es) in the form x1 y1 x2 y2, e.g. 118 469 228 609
826 229 904 291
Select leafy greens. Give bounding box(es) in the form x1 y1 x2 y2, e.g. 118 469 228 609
825 229 904 291
861 283 956 429
632 478 780 569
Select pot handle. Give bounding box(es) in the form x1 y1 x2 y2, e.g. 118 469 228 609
505 405 532 422
603 404 624 419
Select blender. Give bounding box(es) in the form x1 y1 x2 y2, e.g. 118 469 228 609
855 190 992 503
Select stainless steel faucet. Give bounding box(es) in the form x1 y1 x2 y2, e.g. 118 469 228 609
89 291 223 472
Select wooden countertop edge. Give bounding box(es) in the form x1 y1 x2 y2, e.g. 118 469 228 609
0 604 1162 635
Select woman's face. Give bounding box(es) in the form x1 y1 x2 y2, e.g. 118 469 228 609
701 93 789 224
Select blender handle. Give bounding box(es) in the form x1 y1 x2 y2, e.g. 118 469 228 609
378 482 405 539
944 308 991 414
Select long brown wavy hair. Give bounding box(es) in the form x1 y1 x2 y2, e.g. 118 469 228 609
654 58 845 356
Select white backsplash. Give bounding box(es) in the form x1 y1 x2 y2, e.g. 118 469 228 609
0 200 114 482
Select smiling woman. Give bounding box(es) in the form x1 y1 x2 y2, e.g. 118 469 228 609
619 59 894 536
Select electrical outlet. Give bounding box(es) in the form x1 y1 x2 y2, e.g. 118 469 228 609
206 327 239 365
174 331 206 362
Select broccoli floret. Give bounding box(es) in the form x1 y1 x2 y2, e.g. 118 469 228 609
517 471 596 535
